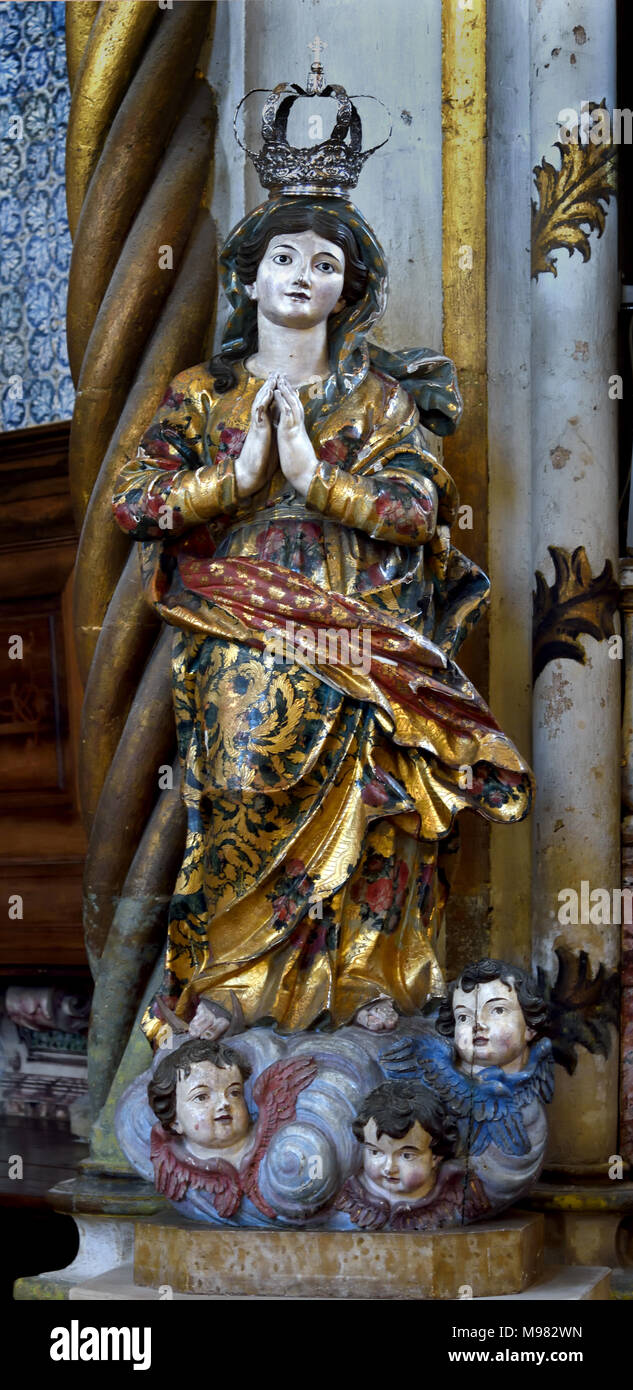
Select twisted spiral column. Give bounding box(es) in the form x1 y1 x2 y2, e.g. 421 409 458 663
64 1 218 1117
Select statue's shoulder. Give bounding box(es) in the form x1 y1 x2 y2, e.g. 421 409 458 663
364 365 419 428
361 364 420 433
159 361 224 413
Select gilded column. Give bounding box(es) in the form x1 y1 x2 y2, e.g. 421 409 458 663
441 0 491 971
65 0 217 1118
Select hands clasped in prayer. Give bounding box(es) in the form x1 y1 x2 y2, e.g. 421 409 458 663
235 372 318 499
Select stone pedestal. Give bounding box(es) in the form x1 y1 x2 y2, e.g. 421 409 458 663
14 1173 617 1301
133 1213 543 1301
13 1196 614 1300
16 1202 544 1301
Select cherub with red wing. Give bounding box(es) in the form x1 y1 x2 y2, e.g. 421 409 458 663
147 1037 317 1220
240 1055 319 1217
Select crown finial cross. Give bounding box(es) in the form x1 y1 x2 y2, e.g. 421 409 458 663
308 35 327 65
307 36 328 93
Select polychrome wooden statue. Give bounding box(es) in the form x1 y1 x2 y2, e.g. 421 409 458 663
112 67 533 1053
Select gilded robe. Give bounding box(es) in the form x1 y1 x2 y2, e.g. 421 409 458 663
113 357 532 1040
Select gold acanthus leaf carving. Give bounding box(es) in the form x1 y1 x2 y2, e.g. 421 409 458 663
532 545 619 682
531 101 617 279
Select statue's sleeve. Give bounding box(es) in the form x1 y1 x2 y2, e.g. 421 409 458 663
306 458 438 545
112 371 240 540
305 377 457 545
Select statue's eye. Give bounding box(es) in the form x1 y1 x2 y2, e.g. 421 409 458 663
272 254 292 264
315 261 336 273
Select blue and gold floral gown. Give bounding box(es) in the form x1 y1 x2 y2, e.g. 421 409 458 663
113 350 533 1040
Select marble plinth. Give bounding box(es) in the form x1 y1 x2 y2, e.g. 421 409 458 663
133 1212 544 1301
63 1262 610 1300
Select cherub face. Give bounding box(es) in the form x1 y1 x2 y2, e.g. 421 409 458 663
173 1061 250 1154
360 1118 439 1203
246 229 346 330
452 978 534 1073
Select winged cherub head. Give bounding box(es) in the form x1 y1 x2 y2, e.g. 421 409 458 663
148 1038 253 1162
351 1080 458 1205
436 959 549 1075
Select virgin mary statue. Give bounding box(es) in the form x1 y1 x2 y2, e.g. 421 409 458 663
112 74 533 1047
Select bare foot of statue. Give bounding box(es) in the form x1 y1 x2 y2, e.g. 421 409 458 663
189 1000 232 1042
354 996 399 1032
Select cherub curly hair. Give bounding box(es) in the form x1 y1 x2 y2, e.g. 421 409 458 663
352 1080 458 1158
436 959 548 1040
147 1038 252 1131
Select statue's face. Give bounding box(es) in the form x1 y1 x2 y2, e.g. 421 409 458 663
360 1118 439 1203
246 228 346 329
172 1061 250 1151
452 978 534 1072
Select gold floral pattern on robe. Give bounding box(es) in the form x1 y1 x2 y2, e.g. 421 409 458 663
113 361 533 1039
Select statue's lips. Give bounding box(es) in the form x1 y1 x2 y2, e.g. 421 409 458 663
286 291 310 301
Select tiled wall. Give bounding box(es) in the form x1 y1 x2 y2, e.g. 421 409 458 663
0 0 74 430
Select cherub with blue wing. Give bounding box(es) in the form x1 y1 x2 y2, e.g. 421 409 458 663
381 959 554 1204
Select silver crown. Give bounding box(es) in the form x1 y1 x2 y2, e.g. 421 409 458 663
234 54 391 197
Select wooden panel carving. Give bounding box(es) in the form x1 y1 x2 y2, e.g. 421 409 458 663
0 421 87 968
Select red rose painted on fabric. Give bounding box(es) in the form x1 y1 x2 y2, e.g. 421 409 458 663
143 494 184 534
145 494 167 521
319 437 348 465
272 899 290 923
297 522 322 543
367 878 394 912
160 386 185 410
139 427 180 463
285 858 307 879
113 500 139 531
361 778 391 807
374 492 405 522
257 525 287 561
497 768 523 787
219 427 247 454
396 861 410 895
488 791 504 807
367 856 383 874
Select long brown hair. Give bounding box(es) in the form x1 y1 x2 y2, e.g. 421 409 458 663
209 204 368 393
